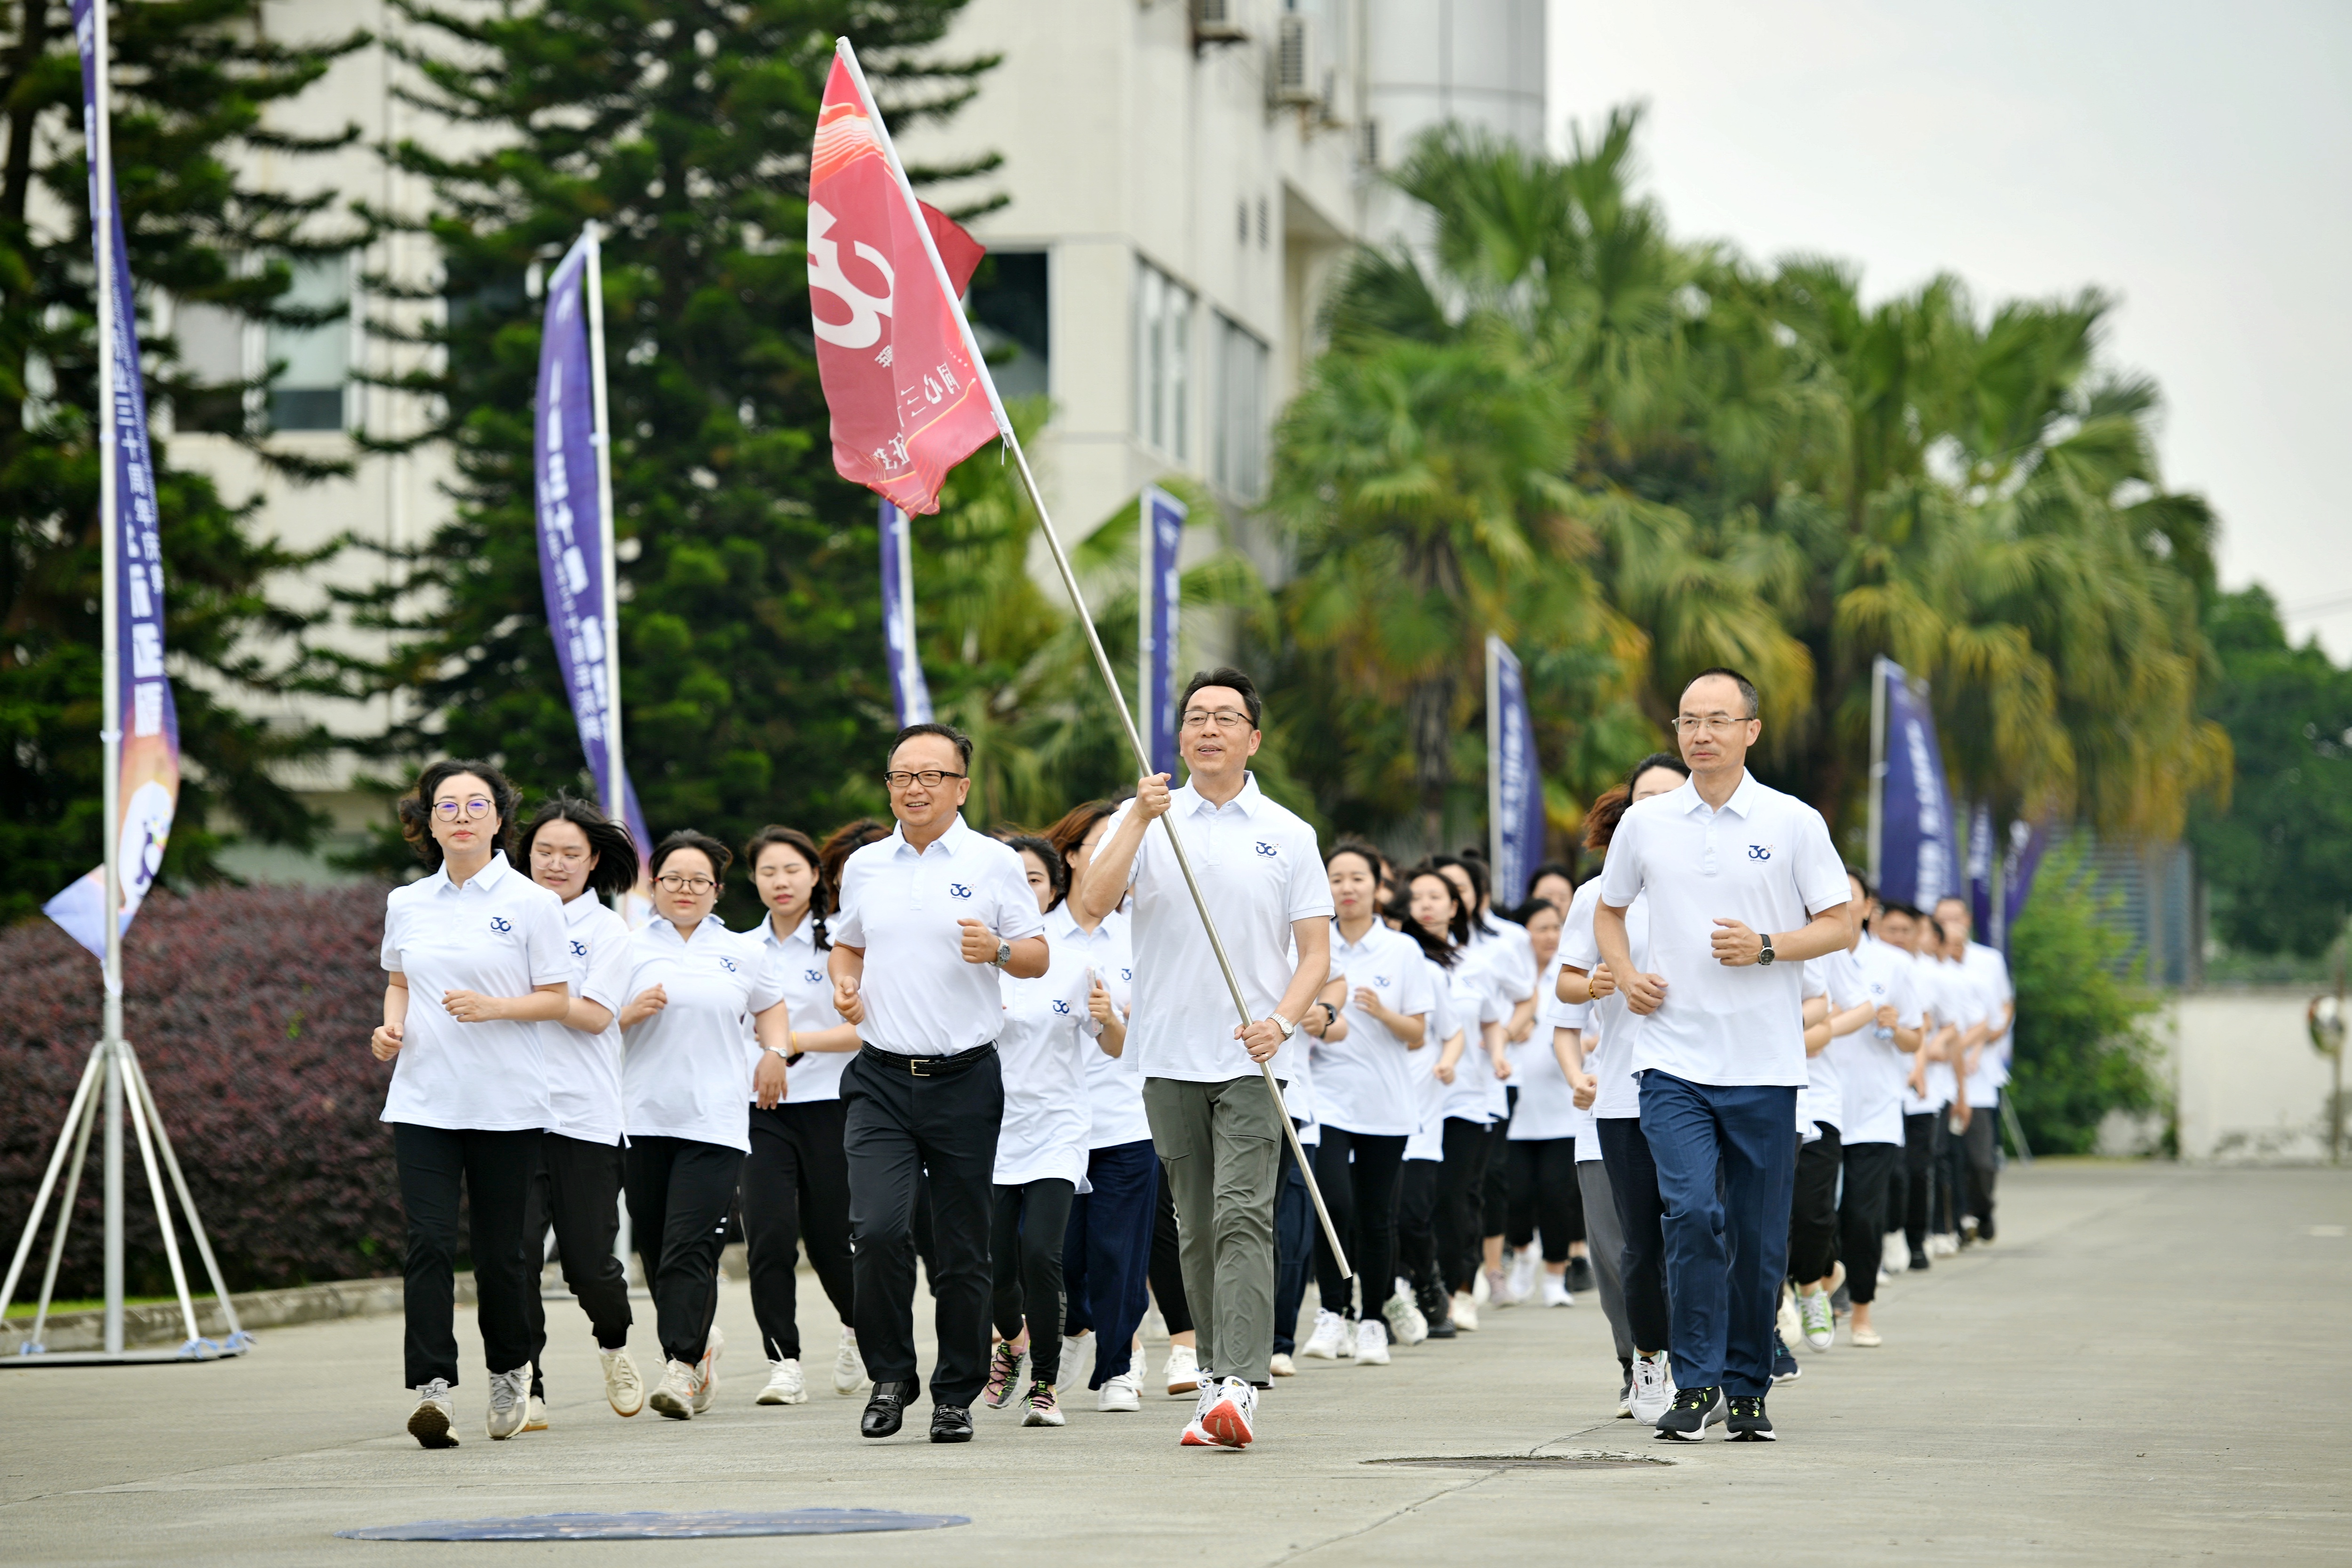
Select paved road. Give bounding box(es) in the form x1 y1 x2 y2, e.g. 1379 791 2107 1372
2 1162 2346 1565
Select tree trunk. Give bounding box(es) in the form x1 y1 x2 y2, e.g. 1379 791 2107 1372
1408 672 1454 855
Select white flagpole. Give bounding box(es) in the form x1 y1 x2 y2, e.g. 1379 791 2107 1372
582 223 623 832
1485 636 1503 874
834 37 1351 1277
1867 654 1887 890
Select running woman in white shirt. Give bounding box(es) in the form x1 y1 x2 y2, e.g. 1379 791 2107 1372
740 827 864 1408
372 760 572 1449
618 830 794 1419
1389 863 1466 1345
1936 895 2014 1242
1593 669 1851 1443
1787 871 1880 1356
515 794 644 1428
1502 898 1579 1307
1826 895 1923 1347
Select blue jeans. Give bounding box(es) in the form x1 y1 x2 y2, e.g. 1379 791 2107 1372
1638 1071 1798 1399
1059 1138 1158 1389
1272 1130 1314 1354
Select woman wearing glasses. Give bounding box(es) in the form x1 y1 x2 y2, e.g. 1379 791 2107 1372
373 760 572 1449
619 829 795 1419
516 794 645 1428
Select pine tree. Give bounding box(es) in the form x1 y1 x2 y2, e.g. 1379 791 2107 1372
0 0 366 922
358 0 997 897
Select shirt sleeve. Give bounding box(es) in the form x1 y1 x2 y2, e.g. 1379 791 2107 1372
993 847 1048 942
1596 810 1647 907
380 892 402 973
524 891 571 987
747 937 791 1016
1802 961 1828 1001
1286 822 1335 923
1791 804 1850 917
1826 952 1868 1012
580 915 632 1014
828 857 867 948
1394 941 1435 1018
1891 964 1923 1030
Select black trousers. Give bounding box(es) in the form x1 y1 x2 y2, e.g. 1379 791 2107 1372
1838 1141 1902 1305
743 1099 857 1363
991 1177 1076 1385
1787 1124 1843 1285
1963 1099 2000 1236
1272 1134 1318 1355
1062 1138 1158 1386
522 1131 633 1398
1148 1160 1195 1337
1481 1110 1512 1236
393 1123 539 1390
1311 1128 1407 1322
1434 1116 1494 1295
624 1135 742 1366
1597 1114 1671 1354
1395 1159 1441 1297
1506 1137 1583 1261
841 1046 1002 1408
1939 1111 1970 1234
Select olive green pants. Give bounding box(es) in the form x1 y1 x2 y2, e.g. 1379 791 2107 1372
1143 1073 1284 1387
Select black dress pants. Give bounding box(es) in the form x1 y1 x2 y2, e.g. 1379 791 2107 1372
1838 1141 1902 1305
841 1046 1002 1408
624 1134 743 1366
1963 1099 1999 1237
990 1177 1076 1385
1786 1123 1843 1285
744 1098 857 1363
1596 1114 1671 1353
522 1130 633 1398
1148 1159 1195 1336
1394 1159 1441 1297
393 1123 540 1390
1272 1134 1318 1355
1900 1111 1937 1250
1311 1127 1406 1323
1433 1116 1493 1295
1506 1137 1583 1261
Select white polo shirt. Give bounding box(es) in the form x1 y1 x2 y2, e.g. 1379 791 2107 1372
995 911 1096 1185
1798 947 1866 1140
1560 879 1654 1120
1438 959 1509 1124
1403 952 1458 1161
1114 773 1332 1084
1509 950 1579 1142
831 814 1045 1056
1795 960 1832 1138
380 853 568 1133
622 915 786 1152
1316 919 1434 1137
1596 771 1849 1089
546 892 632 1145
1540 942 1596 1149
1055 906 1149 1150
1908 955 1980 1114
1830 935 1922 1146
744 914 850 1105
1960 940 2015 1101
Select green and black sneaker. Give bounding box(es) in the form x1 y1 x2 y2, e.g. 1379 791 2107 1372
1726 1393 1776 1442
1653 1384 1724 1441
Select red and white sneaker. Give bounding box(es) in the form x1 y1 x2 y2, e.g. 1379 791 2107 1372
1200 1375 1256 1449
1178 1375 1221 1446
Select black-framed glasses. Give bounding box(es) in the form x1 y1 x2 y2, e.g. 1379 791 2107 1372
656 873 716 894
432 797 495 821
883 768 966 790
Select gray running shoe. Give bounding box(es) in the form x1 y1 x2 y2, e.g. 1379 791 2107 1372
407 1378 458 1449
485 1365 531 1440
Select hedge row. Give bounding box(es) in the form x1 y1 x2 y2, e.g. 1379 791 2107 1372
0 885 403 1297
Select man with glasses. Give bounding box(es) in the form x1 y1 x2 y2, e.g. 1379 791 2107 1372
1592 668 1851 1443
1075 668 1332 1450
828 723 1049 1443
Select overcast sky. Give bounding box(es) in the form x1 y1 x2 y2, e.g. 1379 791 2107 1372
1550 0 2352 658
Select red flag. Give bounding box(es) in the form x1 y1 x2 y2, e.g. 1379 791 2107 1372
810 56 999 515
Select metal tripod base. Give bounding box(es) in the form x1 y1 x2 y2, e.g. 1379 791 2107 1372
7 1337 252 1369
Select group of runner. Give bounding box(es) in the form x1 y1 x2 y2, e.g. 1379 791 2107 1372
371 663 2010 1450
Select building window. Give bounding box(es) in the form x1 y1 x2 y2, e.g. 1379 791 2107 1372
170 298 250 434
1211 312 1268 501
1134 257 1192 461
267 256 349 431
969 250 1049 402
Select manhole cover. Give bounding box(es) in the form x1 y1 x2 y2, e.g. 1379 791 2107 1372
1366 1452 1670 1472
336 1509 970 1541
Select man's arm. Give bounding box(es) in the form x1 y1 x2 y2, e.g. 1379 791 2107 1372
1074 777 1167 921
1594 901 1665 1015
1237 915 1332 1064
1709 901 1851 967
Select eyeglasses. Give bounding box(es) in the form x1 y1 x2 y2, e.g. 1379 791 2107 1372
1672 713 1751 734
432 797 495 821
530 844 589 866
1180 708 1252 732
883 769 966 790
656 873 716 894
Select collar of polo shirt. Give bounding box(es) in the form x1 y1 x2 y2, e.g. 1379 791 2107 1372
1672 769 1762 818
430 850 513 895
1180 772 1265 816
887 812 978 856
649 911 729 945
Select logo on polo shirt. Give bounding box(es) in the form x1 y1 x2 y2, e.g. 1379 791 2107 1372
805 968 824 984
718 955 739 973
569 939 588 958
1120 968 1132 982
1374 974 1391 987
1748 844 1773 861
1254 841 1278 858
1052 999 1072 1015
489 916 512 933
948 882 973 899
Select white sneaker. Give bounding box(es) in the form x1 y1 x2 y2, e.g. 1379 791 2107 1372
600 1347 645 1416
1381 1290 1429 1346
691 1325 723 1414
1508 1248 1541 1303
1540 1272 1573 1308
832 1327 867 1395
523 1393 549 1432
1268 1353 1296 1377
1471 1266 1492 1305
1162 1341 1201 1394
1354 1317 1391 1365
1300 1309 1350 1361
1486 1266 1518 1307
756 1358 807 1405
649 1358 697 1419
407 1377 458 1448
1450 1290 1480 1332
1799 1289 1835 1352
485 1364 531 1440
1200 1375 1257 1448
1629 1351 1674 1425
1776 1284 1802 1347
1097 1370 1142 1412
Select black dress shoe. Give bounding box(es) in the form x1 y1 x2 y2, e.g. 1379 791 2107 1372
929 1402 974 1443
1427 1315 1458 1340
861 1379 916 1439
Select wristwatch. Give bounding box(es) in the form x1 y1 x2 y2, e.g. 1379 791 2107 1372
993 939 1013 969
1758 933 1776 967
1319 1001 1340 1029
1270 1012 1297 1041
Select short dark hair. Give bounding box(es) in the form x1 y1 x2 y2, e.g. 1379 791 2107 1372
1002 833 1068 911
1683 666 1760 719
1523 860 1577 902
519 792 640 898
890 721 973 772
1879 898 1923 922
1322 835 1384 877
650 828 732 882
398 758 521 871
1179 667 1261 730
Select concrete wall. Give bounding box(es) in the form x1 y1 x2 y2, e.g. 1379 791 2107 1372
2166 988 2344 1163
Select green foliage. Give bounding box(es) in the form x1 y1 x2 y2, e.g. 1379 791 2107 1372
2006 844 2168 1155
2185 588 2352 957
0 0 366 923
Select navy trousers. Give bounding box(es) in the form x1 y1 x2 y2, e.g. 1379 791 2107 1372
1271 1129 1315 1355
1638 1070 1798 1400
1060 1138 1158 1389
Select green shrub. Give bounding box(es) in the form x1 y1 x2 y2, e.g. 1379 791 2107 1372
2007 844 2169 1154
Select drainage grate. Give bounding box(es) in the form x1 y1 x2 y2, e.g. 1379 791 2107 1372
1366 1452 1670 1472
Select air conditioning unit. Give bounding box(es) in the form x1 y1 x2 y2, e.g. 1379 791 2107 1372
1272 14 1318 106
1192 0 1247 45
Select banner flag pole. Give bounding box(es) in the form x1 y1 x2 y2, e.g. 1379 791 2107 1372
833 36 1352 1276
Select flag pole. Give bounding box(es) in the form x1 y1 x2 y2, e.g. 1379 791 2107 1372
1484 636 1503 872
834 37 1351 1278
582 222 624 834
1867 654 1887 890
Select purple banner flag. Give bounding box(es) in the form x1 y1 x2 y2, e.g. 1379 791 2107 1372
1139 486 1185 778
535 236 652 865
1876 658 1956 910
45 0 182 962
1486 636 1546 904
2001 817 2051 954
880 499 933 725
1964 799 1995 936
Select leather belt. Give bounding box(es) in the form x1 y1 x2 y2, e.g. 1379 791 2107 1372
859 1041 997 1078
